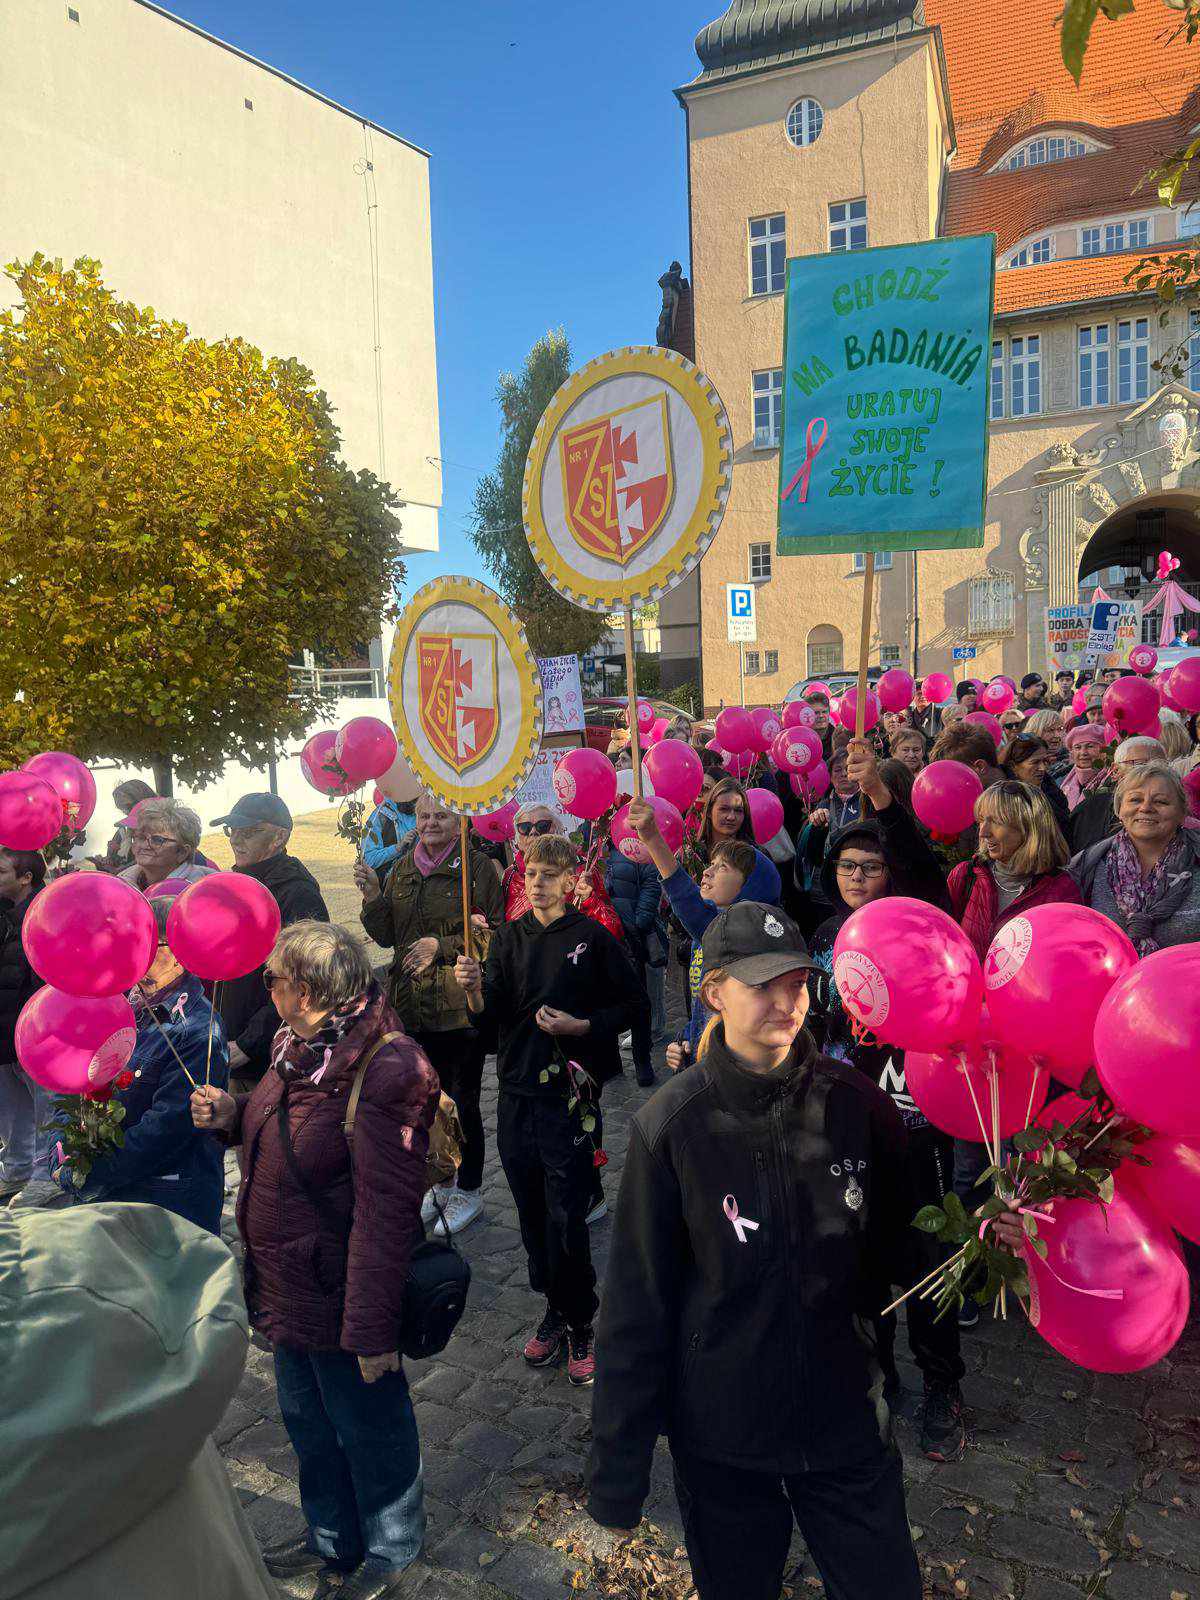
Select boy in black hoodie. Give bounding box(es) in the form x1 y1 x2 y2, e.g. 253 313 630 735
456 832 647 1387
806 739 966 1461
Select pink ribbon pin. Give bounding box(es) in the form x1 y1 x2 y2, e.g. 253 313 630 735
723 1194 759 1244
567 942 587 967
781 416 828 505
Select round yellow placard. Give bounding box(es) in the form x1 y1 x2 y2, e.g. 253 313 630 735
522 346 731 613
387 576 543 815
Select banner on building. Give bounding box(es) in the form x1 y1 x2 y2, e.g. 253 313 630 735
777 234 994 558
1045 600 1142 672
536 655 585 734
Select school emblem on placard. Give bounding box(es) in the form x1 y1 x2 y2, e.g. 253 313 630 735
559 395 673 565
416 633 499 775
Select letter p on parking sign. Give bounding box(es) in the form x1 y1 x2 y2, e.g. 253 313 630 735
727 583 756 642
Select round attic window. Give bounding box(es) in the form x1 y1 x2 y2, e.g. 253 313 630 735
786 99 823 148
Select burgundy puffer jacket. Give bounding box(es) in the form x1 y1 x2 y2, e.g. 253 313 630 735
948 860 1081 962
232 984 439 1356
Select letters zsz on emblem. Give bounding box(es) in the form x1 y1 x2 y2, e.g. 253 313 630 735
417 632 499 775
559 394 674 565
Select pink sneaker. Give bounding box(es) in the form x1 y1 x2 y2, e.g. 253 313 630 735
567 1327 595 1386
523 1311 566 1366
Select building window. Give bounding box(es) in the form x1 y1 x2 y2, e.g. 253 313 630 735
967 571 1017 638
991 341 1004 418
1082 219 1150 256
1117 317 1150 403
829 199 867 254
1010 334 1042 417
1179 208 1200 240
1081 227 1101 256
1189 310 1200 389
1079 324 1111 407
786 99 823 148
748 541 773 582
1006 235 1052 269
764 649 780 674
749 214 786 296
807 626 844 677
880 644 902 666
744 650 761 675
752 368 783 448
851 550 893 571
1002 135 1087 171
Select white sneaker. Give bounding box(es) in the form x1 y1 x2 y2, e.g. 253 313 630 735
9 1180 62 1209
422 1182 454 1226
432 1189 484 1237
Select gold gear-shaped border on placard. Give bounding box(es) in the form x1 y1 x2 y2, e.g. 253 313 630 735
520 345 732 614
387 575 544 815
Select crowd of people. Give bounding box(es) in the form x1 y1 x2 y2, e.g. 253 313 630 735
0 657 1196 1600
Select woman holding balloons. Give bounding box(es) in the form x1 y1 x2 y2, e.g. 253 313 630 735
50 897 230 1231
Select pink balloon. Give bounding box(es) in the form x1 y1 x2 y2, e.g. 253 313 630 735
723 749 757 780
635 700 656 733
553 747 618 821
771 727 821 773
23 875 157 997
962 710 1004 748
828 696 841 718
803 682 831 701
1184 767 1200 820
1071 688 1088 717
376 749 421 804
642 740 703 814
1127 1134 1200 1244
1034 1091 1102 1134
876 669 915 712
15 987 137 1094
1023 1182 1190 1372
1102 722 1120 745
334 717 398 784
145 876 192 902
1160 667 1186 714
982 904 1138 1086
372 787 384 808
301 732 353 796
1128 644 1158 675
1168 655 1200 712
714 707 756 755
782 701 817 730
980 679 1015 714
905 1043 1047 1142
166 872 282 983
791 761 831 801
838 687 881 732
922 673 953 704
22 752 97 831
911 760 983 839
749 707 782 752
647 716 669 746
0 772 63 851
833 897 984 1054
1095 945 1200 1135
611 797 684 863
746 786 785 845
473 801 518 844
1102 676 1160 733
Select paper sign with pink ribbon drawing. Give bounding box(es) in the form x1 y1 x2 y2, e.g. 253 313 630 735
777 234 994 558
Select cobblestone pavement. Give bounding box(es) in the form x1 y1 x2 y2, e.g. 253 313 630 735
217 949 1200 1600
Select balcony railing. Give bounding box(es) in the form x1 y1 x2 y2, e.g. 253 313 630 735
288 664 384 700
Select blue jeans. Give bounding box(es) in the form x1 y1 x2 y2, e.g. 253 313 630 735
0 1062 53 1183
273 1346 424 1573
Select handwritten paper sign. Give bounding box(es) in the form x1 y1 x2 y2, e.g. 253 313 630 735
1046 601 1142 672
536 655 585 735
777 235 994 558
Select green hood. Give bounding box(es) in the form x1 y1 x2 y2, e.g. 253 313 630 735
0 1204 249 1598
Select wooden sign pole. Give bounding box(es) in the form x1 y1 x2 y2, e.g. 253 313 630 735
855 553 876 739
459 815 473 961
624 601 643 799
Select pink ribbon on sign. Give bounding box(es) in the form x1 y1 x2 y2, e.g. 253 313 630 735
722 1193 759 1243
780 417 828 505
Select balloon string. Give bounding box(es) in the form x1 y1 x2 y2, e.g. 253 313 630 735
956 1050 994 1156
145 1009 199 1091
204 980 222 1089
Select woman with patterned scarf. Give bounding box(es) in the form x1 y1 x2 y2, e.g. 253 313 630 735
191 921 440 1600
1071 762 1200 953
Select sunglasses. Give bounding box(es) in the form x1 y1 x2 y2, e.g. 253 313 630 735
262 970 284 991
515 819 555 837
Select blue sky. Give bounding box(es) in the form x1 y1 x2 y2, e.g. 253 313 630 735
166 0 707 590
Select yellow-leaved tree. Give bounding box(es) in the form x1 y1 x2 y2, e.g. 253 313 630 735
0 255 405 787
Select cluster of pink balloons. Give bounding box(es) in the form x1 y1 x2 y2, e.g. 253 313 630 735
16 869 280 1095
1159 656 1200 715
0 753 97 852
302 717 401 797
1102 674 1161 737
911 760 982 840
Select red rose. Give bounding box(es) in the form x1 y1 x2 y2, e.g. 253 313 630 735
85 1086 112 1102
115 1071 134 1090
593 1149 609 1170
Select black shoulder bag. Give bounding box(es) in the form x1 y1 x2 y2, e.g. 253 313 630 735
276 1030 470 1360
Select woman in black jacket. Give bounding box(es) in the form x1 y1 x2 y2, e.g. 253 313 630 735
589 901 921 1600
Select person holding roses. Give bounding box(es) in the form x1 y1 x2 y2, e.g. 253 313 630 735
51 896 229 1232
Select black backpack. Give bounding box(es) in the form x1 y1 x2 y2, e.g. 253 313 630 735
276 1030 470 1360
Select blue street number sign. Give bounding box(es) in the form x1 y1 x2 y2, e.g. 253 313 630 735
952 645 978 661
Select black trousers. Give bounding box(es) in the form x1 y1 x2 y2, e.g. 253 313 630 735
874 1127 965 1387
411 1029 486 1192
496 1090 598 1330
629 955 653 1077
673 1442 921 1600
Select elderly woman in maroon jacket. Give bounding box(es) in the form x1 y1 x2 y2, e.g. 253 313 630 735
192 920 439 1600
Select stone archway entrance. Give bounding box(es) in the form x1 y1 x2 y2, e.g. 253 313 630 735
1077 492 1200 641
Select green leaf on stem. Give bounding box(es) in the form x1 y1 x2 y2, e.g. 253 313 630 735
913 1205 947 1234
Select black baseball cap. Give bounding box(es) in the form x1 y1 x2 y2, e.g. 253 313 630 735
210 793 293 829
1020 673 1045 691
701 901 815 985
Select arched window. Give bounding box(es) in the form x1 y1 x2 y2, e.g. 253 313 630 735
998 134 1090 172
807 625 843 677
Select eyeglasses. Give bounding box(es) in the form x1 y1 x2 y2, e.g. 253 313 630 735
133 832 176 849
262 970 283 990
834 860 886 880
223 823 268 839
515 819 555 837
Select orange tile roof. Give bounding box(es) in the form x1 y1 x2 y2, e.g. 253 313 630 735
993 247 1171 314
